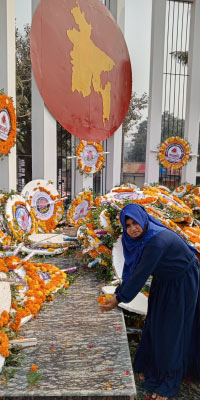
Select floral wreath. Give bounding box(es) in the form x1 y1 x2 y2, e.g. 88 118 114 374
77 223 111 260
67 191 93 227
182 194 200 212
158 136 191 169
28 185 64 233
190 187 200 196
0 94 17 157
156 192 193 223
72 184 200 275
0 229 15 247
105 189 158 206
76 141 105 174
111 186 136 193
0 256 69 358
5 198 38 242
136 186 193 223
172 184 193 198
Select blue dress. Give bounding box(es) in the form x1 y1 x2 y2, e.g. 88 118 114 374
115 228 200 398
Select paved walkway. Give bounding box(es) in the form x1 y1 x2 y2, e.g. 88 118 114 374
0 257 136 399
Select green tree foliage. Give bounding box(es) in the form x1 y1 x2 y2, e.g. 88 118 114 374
130 119 147 162
16 25 32 185
170 51 188 66
15 25 72 191
161 111 184 141
16 25 31 154
122 92 148 137
121 92 148 175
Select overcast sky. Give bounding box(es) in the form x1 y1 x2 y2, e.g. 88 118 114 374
16 0 31 32
125 0 152 97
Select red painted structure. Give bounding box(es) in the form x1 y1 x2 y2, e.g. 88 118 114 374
30 0 132 141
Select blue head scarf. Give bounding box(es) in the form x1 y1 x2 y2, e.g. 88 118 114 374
120 203 196 282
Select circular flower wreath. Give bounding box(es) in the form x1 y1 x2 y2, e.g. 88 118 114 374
158 136 191 169
67 191 93 227
76 141 105 174
29 185 64 233
0 94 16 157
5 197 38 242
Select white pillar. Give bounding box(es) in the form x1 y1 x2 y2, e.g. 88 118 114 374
77 172 93 193
145 0 166 185
115 0 125 32
73 137 93 196
0 0 16 191
31 0 57 186
105 0 124 192
181 0 200 184
70 136 76 198
106 129 122 190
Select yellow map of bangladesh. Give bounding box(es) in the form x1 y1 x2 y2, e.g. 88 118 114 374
67 2 115 126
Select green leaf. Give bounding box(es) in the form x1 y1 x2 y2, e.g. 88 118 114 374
27 370 43 387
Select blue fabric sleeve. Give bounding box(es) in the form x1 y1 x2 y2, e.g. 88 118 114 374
115 240 166 303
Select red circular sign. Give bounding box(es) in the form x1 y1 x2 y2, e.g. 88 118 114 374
30 0 132 141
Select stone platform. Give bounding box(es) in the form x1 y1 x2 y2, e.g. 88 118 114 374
0 256 136 399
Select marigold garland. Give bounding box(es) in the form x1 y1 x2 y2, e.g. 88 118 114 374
0 229 14 247
155 185 171 193
0 258 8 272
0 253 70 359
0 94 16 156
191 187 200 196
111 187 135 193
181 226 200 245
76 140 105 174
3 256 68 333
173 184 193 198
0 311 10 328
183 194 200 211
132 197 157 205
76 184 200 274
0 330 9 358
29 186 64 233
94 196 104 208
145 206 166 219
155 193 193 223
158 136 191 169
67 191 93 227
6 200 38 241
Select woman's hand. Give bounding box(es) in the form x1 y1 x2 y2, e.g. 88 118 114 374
99 294 119 312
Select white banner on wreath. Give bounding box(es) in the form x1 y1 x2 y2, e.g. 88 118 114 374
0 109 11 141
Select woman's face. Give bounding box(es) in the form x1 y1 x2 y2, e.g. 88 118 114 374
125 217 143 238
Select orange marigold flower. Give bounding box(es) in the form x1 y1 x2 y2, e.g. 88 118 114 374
0 331 9 358
98 294 113 305
30 364 38 372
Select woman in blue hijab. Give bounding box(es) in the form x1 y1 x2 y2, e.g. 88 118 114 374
100 204 200 400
